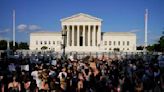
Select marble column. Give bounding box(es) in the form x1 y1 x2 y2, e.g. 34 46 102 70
66 25 69 47
97 25 101 46
83 25 85 46
92 25 95 46
72 25 74 46
88 25 90 46
77 25 80 46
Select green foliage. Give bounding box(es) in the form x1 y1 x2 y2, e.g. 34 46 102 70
146 45 154 51
146 32 164 52
137 46 144 50
18 42 29 49
0 40 29 50
159 36 164 52
9 41 18 50
0 40 7 50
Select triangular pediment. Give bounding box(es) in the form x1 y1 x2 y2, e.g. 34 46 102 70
61 13 102 22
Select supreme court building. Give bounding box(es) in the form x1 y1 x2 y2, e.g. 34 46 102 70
30 13 136 52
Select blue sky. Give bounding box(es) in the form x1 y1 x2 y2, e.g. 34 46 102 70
0 0 164 46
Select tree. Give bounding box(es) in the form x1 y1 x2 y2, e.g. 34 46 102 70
154 44 161 52
146 31 164 52
0 40 29 50
146 45 154 51
18 42 29 49
9 41 18 50
0 40 7 50
159 35 164 52
137 46 144 50
146 43 160 52
41 46 48 50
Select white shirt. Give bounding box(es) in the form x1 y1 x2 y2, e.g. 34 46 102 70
36 78 42 89
31 70 38 80
58 72 67 80
21 65 29 71
69 55 74 61
51 60 57 66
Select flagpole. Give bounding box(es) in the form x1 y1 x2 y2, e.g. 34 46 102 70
144 9 148 50
13 10 15 47
7 38 10 50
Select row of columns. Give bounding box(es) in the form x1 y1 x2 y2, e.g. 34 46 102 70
63 25 101 47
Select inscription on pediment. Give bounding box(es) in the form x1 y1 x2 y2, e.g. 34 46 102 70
61 13 102 22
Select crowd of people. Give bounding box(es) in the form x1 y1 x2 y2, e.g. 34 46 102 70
0 52 164 92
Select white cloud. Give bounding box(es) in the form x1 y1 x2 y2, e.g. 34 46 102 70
17 24 28 32
0 28 11 33
29 25 41 31
17 24 42 32
25 30 49 34
129 29 141 33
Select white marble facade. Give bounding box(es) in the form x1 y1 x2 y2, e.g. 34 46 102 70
30 13 136 52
